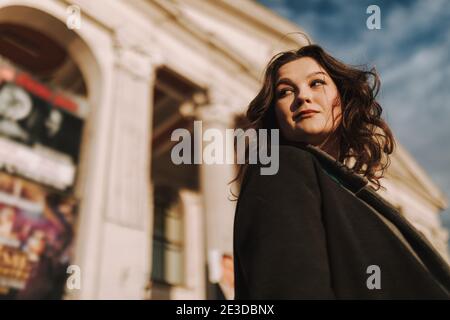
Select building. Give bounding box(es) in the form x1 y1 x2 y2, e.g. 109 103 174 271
0 0 447 300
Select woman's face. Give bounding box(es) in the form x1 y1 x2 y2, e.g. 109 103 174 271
274 57 342 146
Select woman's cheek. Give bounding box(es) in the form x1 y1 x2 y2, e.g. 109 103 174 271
277 104 293 126
308 114 328 133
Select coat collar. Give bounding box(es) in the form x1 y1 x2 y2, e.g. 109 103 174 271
279 141 369 194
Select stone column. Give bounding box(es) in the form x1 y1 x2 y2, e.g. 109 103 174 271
72 28 164 298
195 90 239 297
96 38 164 298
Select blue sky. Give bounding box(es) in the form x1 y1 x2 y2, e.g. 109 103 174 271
257 0 450 239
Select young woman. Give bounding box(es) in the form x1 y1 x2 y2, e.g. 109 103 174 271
233 45 450 299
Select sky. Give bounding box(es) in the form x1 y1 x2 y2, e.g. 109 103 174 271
257 0 450 241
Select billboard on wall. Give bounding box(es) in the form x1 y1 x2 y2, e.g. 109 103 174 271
0 65 85 191
0 171 77 299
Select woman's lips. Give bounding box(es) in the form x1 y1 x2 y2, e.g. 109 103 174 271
293 109 319 121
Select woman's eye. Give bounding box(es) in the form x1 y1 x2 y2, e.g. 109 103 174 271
311 79 326 87
278 89 293 97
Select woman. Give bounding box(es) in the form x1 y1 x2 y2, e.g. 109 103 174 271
233 45 450 299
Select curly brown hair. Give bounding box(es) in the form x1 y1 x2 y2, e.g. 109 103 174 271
232 44 395 191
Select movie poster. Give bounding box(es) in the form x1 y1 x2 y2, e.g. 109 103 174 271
0 171 77 299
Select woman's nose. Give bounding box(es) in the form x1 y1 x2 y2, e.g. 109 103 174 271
297 88 312 105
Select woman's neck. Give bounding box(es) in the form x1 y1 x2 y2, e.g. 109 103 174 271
319 133 341 160
279 134 341 160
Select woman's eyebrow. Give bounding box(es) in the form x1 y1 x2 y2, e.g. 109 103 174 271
276 72 327 88
275 78 296 88
307 71 327 78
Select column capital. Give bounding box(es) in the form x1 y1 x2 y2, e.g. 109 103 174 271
207 88 242 111
113 27 165 80
195 103 235 127
194 89 243 126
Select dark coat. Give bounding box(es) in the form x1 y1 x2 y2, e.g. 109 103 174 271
233 144 450 299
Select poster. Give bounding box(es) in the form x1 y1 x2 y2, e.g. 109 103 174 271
0 80 84 163
0 171 77 299
0 67 83 191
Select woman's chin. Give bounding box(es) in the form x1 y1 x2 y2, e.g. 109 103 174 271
292 125 325 137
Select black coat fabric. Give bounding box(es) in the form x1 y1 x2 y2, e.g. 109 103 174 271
233 144 450 299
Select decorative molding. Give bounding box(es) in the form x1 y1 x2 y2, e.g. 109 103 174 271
195 104 234 126
113 26 165 80
194 88 243 126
